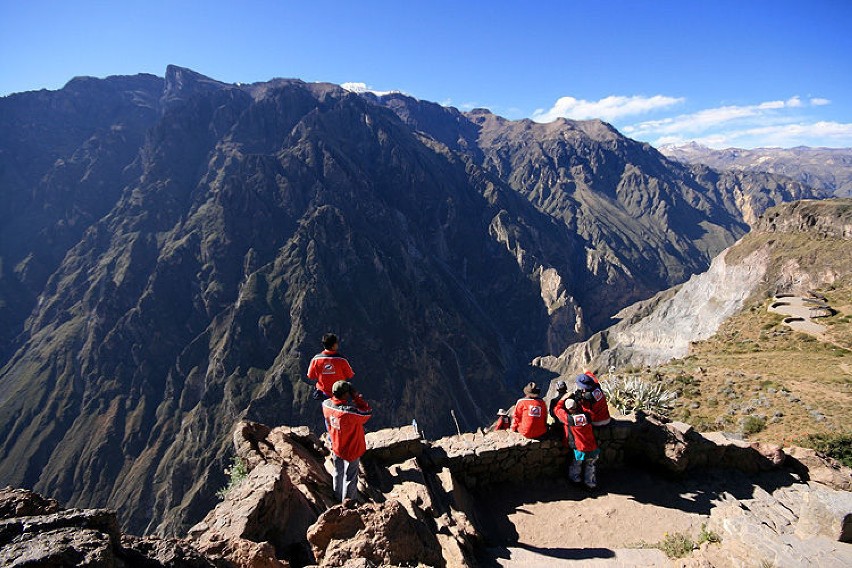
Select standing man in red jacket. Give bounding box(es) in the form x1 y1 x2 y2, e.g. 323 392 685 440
511 382 548 439
307 333 355 400
322 380 372 503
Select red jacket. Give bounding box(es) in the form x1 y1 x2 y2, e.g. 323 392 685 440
511 398 548 439
307 350 354 396
322 394 372 462
554 399 597 452
578 387 611 426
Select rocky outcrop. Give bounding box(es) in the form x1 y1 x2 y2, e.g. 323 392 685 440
307 500 445 567
706 481 852 566
756 197 852 238
0 487 219 567
189 426 336 567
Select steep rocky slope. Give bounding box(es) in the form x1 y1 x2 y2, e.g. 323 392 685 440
0 67 820 536
535 198 852 376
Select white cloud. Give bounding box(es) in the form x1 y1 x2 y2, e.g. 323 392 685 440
619 95 848 148
531 94 684 123
340 82 399 97
655 121 852 149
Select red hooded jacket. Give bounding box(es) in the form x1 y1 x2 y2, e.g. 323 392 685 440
554 398 597 452
578 386 611 426
322 394 372 462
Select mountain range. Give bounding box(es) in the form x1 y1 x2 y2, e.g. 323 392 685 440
0 66 827 534
660 142 852 199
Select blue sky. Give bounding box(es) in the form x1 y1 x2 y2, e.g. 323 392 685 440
2 0 850 148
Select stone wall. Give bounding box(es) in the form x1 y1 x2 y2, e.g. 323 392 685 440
362 413 789 487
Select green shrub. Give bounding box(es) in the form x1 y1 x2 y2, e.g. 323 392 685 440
742 415 766 436
634 524 720 559
216 456 249 499
635 531 694 558
799 433 852 468
697 523 721 545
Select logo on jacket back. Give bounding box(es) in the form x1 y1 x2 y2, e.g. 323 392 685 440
574 414 588 426
323 363 335 373
592 389 604 401
328 415 340 430
529 406 542 417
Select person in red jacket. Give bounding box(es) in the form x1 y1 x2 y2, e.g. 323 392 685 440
490 408 511 431
511 382 548 439
575 371 611 426
321 380 372 502
307 333 355 400
554 396 600 489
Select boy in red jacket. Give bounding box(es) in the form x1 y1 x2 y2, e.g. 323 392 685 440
321 380 372 502
307 333 355 400
554 396 600 489
511 382 548 439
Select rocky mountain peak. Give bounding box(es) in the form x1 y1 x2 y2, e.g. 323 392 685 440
162 64 233 103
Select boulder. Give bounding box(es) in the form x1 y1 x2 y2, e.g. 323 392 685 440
0 508 120 548
306 500 444 567
0 527 116 567
785 446 852 492
795 485 852 543
364 426 423 464
192 425 336 566
0 486 61 519
119 535 223 567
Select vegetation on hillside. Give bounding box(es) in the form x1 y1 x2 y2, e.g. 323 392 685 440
619 281 852 443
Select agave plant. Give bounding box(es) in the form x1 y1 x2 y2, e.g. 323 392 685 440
601 375 677 416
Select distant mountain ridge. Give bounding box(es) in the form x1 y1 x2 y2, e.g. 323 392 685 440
660 142 852 198
0 66 823 535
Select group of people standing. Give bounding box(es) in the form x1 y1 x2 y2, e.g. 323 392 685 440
306 332 612 503
492 370 611 489
306 333 371 504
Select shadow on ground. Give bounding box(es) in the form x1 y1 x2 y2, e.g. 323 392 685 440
469 463 803 562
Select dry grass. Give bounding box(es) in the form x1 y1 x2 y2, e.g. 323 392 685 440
627 281 852 444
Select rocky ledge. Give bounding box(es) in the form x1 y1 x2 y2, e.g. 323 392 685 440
0 487 220 567
2 417 850 567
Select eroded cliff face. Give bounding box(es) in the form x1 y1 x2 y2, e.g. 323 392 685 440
535 245 771 374
536 199 852 374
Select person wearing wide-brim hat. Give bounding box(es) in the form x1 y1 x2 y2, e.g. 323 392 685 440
511 382 547 439
490 408 511 431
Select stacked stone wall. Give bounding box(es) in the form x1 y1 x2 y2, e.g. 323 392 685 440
363 413 787 486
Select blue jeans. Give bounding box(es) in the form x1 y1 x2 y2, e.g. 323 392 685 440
332 455 360 502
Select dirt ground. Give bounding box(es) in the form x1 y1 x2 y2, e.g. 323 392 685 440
469 468 800 566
